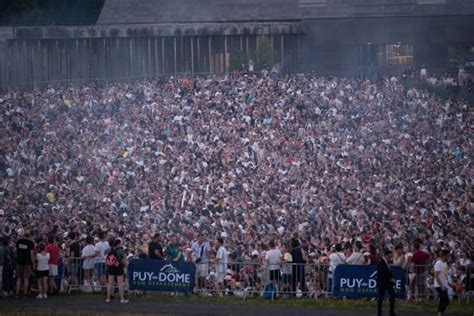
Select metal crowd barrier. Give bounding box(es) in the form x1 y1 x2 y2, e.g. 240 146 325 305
189 261 331 298
58 257 474 303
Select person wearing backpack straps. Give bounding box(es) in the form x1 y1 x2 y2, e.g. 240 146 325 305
106 238 128 303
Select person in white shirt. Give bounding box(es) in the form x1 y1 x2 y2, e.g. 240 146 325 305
346 242 364 265
458 66 466 86
458 251 471 267
81 236 96 290
265 240 282 289
215 237 228 293
329 244 346 271
328 244 346 292
35 242 50 299
420 65 427 81
94 231 110 287
191 233 211 291
434 250 450 316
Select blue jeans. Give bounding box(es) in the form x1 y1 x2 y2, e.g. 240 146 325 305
95 262 106 278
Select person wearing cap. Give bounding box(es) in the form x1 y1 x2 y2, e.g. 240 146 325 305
15 231 35 297
377 249 396 316
81 236 96 291
215 237 228 294
434 250 450 316
191 233 211 292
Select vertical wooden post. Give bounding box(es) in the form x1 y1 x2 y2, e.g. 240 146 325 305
161 37 165 75
56 39 59 85
281 34 284 72
190 37 194 74
148 37 151 77
297 34 301 73
129 38 133 79
174 37 177 75
39 39 43 88
154 37 159 75
197 37 201 74
224 35 228 72
208 36 212 73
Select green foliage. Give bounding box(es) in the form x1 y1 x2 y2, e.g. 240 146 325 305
230 50 248 71
403 80 460 102
252 36 275 71
230 36 275 72
448 44 473 67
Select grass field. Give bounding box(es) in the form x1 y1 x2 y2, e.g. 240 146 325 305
1 292 474 315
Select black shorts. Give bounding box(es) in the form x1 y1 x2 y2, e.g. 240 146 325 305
36 270 49 278
107 267 124 276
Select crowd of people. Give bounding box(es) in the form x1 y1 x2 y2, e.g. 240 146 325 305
0 71 472 301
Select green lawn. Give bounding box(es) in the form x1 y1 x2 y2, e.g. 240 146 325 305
132 293 474 314
2 293 474 315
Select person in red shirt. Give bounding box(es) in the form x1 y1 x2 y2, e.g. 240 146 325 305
45 235 60 294
411 241 430 301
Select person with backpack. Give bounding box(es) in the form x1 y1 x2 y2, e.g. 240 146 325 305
105 238 128 303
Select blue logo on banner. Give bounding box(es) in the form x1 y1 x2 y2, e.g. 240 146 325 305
333 265 406 299
128 259 196 293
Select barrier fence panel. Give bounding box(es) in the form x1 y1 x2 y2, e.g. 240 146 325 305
57 257 474 304
128 259 195 294
333 265 407 299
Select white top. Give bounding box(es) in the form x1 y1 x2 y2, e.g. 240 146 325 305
191 241 211 263
94 241 110 263
265 248 282 270
36 252 50 271
329 252 346 272
434 259 448 288
216 246 228 273
82 244 96 268
282 252 293 275
346 251 364 265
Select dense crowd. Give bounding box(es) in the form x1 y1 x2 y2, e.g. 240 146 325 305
0 72 472 298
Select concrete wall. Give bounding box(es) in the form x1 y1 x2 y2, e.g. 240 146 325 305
1 0 474 89
0 31 300 90
299 15 474 76
97 0 300 24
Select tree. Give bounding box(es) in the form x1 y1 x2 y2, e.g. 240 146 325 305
252 36 275 71
230 50 248 71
